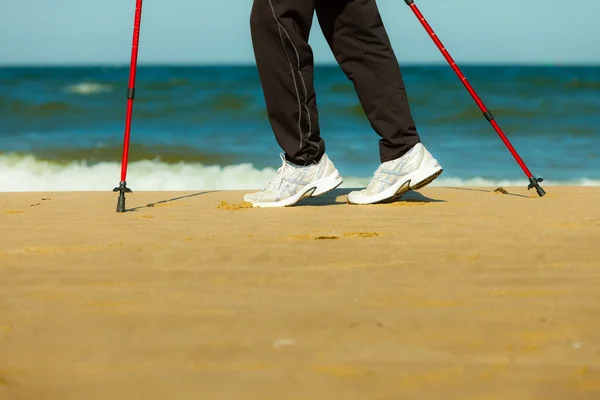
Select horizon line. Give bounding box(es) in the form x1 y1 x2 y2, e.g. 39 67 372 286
1 61 599 68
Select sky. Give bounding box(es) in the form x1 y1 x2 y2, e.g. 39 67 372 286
0 0 598 66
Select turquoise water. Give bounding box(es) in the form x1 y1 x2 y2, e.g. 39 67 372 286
0 65 599 191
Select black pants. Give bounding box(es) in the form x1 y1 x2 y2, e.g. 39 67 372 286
250 0 421 166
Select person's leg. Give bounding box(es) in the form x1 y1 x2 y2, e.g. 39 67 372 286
244 0 343 208
315 0 421 163
250 0 324 166
316 0 442 204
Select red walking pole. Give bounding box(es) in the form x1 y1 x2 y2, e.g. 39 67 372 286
114 0 144 212
404 0 546 197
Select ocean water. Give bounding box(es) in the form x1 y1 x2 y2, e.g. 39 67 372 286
1 65 599 192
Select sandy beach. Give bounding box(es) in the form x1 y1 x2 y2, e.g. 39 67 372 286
1 186 599 399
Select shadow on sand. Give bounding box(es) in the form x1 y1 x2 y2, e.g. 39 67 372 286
299 188 445 206
125 191 214 212
122 188 447 212
446 186 532 199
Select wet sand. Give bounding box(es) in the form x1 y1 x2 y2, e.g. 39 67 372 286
1 187 599 399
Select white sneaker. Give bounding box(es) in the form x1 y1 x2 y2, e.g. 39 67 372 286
244 153 343 208
347 143 443 205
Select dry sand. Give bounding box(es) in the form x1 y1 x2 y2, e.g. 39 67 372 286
1 186 599 399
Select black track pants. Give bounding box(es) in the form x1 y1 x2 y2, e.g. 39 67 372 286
250 0 421 166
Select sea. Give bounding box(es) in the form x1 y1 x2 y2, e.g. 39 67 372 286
1 65 599 192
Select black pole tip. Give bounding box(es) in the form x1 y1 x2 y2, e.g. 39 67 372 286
116 192 126 213
404 0 414 4
535 185 546 198
113 181 132 213
528 177 546 197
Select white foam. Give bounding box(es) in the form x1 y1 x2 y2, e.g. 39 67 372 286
0 155 598 192
63 82 113 95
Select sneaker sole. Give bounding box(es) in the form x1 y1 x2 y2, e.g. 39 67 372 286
348 166 443 205
389 167 443 203
250 172 344 208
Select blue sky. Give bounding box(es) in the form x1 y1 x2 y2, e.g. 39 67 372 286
0 0 598 65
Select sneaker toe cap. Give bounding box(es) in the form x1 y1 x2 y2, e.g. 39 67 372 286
243 193 260 203
244 191 275 204
346 190 368 204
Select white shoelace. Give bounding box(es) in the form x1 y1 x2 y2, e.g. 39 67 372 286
371 161 396 185
263 154 321 193
265 164 287 192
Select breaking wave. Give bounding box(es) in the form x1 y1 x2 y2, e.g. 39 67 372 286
63 82 113 95
1 155 598 192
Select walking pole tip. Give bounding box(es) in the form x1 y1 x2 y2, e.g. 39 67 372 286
113 181 132 213
528 177 546 197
